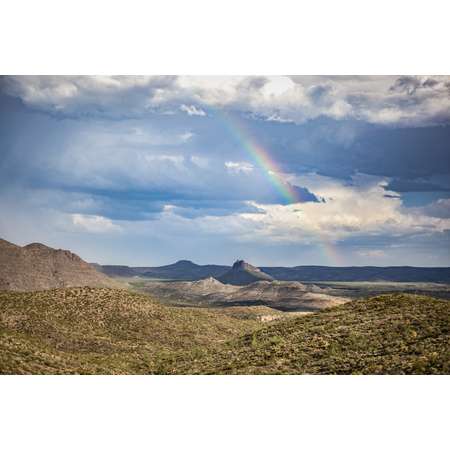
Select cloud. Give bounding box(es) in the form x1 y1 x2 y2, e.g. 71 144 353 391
225 161 254 174
179 104 206 116
357 249 386 258
413 198 450 219
229 174 450 244
1 75 178 118
179 131 194 142
71 214 122 233
3 75 450 126
385 178 450 193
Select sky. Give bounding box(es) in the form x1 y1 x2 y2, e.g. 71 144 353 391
0 75 449 266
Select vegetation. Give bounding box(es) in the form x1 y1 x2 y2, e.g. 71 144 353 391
0 287 263 374
1 289 448 374
170 294 450 374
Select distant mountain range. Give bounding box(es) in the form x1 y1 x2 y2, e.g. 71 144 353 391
95 259 230 280
0 238 118 291
95 259 450 283
2 236 448 291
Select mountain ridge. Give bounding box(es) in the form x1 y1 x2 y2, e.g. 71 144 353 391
0 238 118 291
95 259 450 283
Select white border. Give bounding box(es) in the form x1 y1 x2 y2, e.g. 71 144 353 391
1 1 449 449
1 0 449 74
1 376 448 449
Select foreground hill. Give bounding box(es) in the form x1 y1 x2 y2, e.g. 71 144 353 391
170 294 450 374
0 238 118 291
0 287 266 374
1 288 448 374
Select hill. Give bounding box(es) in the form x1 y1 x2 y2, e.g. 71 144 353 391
0 287 266 374
0 238 118 291
94 260 450 283
1 288 448 374
170 294 450 374
97 260 229 280
135 278 349 311
218 260 274 285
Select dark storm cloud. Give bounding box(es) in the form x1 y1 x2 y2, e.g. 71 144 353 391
385 179 450 193
389 76 442 95
0 93 319 221
239 114 450 181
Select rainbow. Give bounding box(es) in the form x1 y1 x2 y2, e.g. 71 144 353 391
218 111 301 204
216 109 345 266
318 241 346 267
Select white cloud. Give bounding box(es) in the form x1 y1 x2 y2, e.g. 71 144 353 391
225 161 254 174
225 174 450 244
179 104 206 116
71 214 121 233
357 249 386 258
4 75 450 126
190 155 209 168
179 131 194 142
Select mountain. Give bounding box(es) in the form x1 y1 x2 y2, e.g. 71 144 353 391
0 238 118 291
141 260 229 280
97 260 229 280
217 260 274 285
95 260 450 283
261 265 450 283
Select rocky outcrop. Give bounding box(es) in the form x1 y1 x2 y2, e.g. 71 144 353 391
218 260 274 285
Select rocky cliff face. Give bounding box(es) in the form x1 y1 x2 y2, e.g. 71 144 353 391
0 238 119 291
218 260 274 285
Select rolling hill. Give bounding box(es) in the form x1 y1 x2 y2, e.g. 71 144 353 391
170 294 450 375
0 238 118 291
134 277 349 311
1 287 448 374
0 287 267 374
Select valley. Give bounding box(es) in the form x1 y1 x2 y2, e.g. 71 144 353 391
125 277 350 311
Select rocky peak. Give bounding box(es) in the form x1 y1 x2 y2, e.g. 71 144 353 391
219 260 274 285
232 260 254 271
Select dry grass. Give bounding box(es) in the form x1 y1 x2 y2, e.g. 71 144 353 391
170 294 450 374
0 287 261 374
1 289 448 374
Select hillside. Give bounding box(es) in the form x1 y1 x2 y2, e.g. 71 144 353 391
0 287 267 374
2 287 448 374
135 278 349 311
0 238 118 291
218 260 274 285
170 294 450 374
